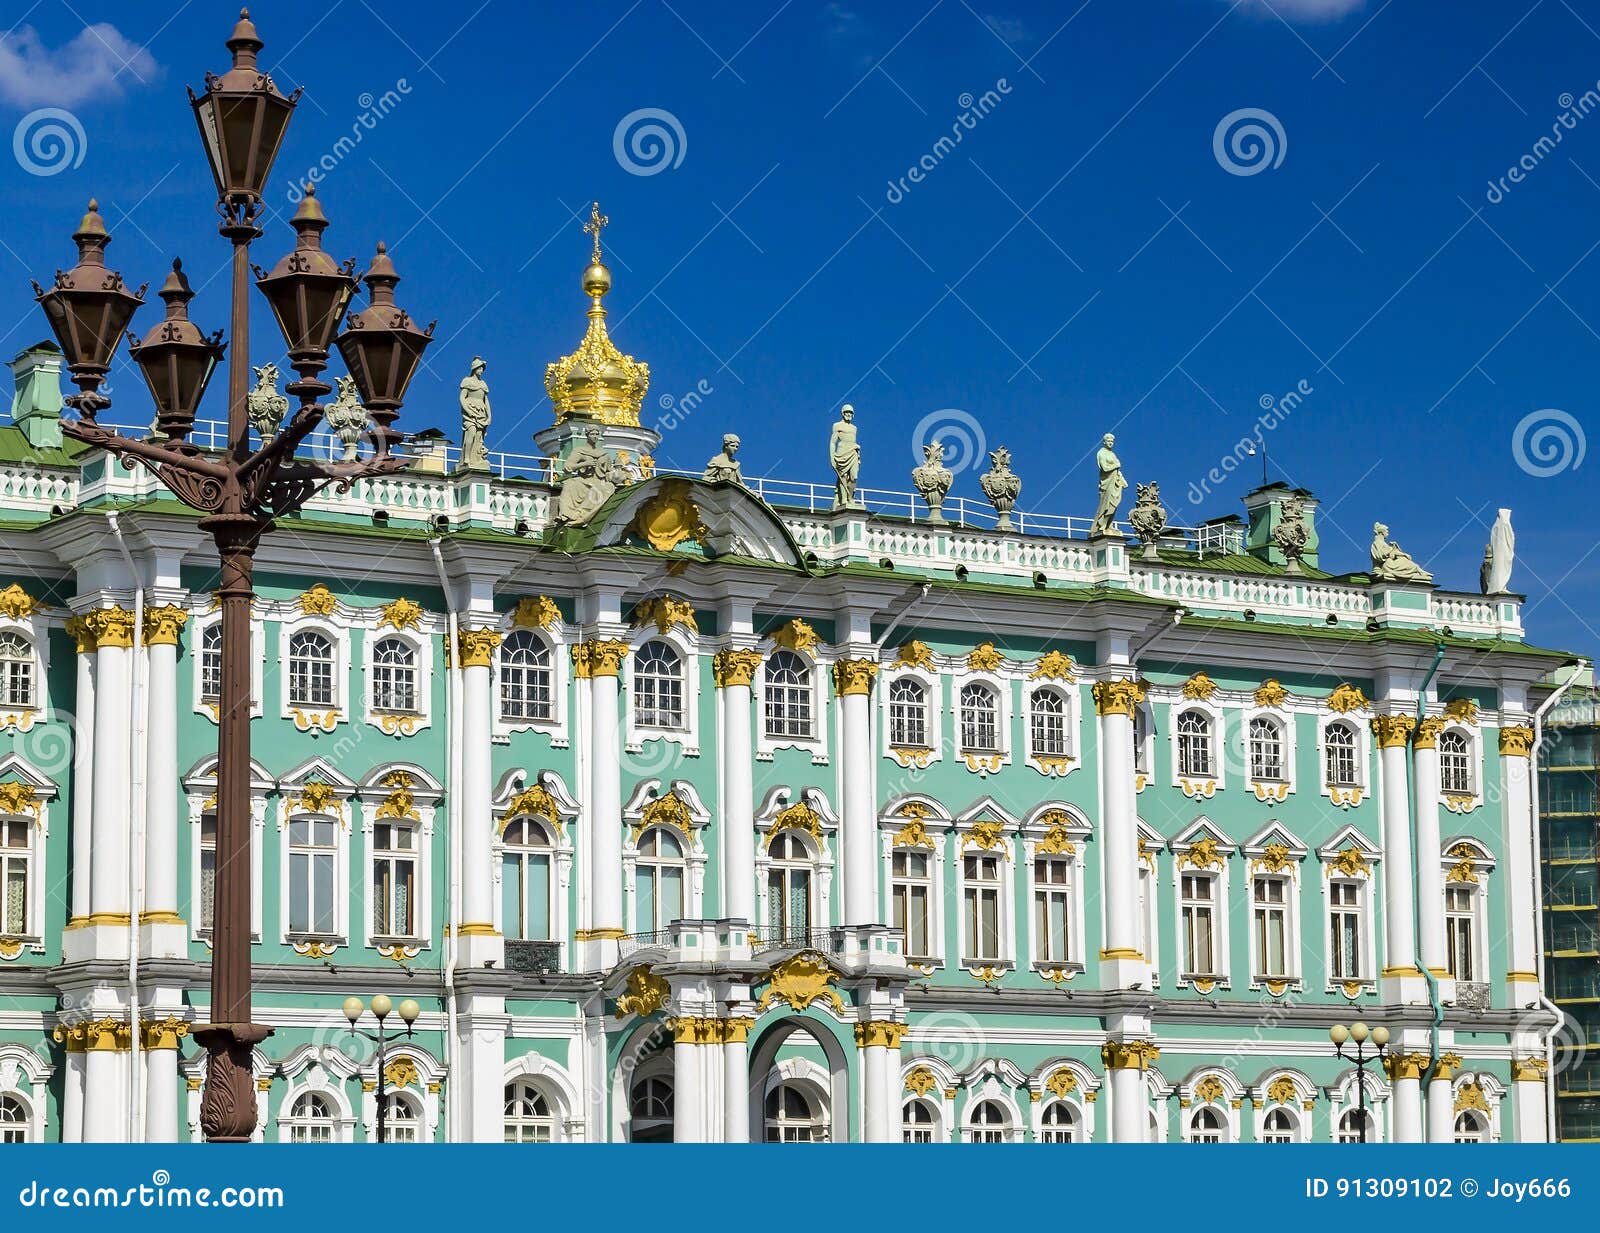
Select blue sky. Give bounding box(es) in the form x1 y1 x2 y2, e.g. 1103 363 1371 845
1 0 1598 655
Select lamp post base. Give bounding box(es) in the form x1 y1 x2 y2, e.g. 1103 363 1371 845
193 1022 273 1142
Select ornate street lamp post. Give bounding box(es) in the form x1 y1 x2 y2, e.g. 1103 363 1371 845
1329 1020 1391 1144
342 995 420 1143
30 9 433 1141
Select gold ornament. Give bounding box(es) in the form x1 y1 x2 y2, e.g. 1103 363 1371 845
1178 835 1224 869
1100 1039 1160 1071
1454 1081 1490 1113
892 816 936 849
1254 678 1288 707
505 782 561 830
967 642 1003 672
0 782 40 819
384 1057 420 1089
1443 698 1480 726
893 640 936 670
1445 842 1481 884
511 595 561 630
1327 846 1371 878
84 606 136 649
1413 715 1445 749
298 584 338 616
771 618 823 653
1326 683 1370 713
615 965 671 1018
712 648 762 688
0 584 40 619
1266 1076 1298 1106
1252 842 1292 874
631 595 698 634
374 771 419 821
1182 672 1219 700
768 798 824 847
63 615 95 654
905 1066 939 1097
293 780 341 817
142 605 187 646
963 819 1008 853
1092 678 1146 717
1029 650 1076 681
1045 1069 1078 1098
1195 1075 1225 1105
1371 714 1414 748
545 206 651 426
854 1021 905 1048
570 639 628 679
635 791 695 844
1498 725 1535 758
380 597 424 630
757 952 845 1014
627 480 707 552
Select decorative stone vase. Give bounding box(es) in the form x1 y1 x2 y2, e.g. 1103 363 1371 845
911 443 954 525
323 376 369 463
979 446 1022 532
1128 481 1167 562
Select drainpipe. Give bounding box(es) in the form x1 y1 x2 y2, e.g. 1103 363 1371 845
428 539 463 1141
1533 658 1587 1140
107 512 146 1141
1131 609 1184 664
1407 644 1447 1114
874 583 930 651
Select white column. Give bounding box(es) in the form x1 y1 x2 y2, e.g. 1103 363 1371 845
141 608 185 955
723 1018 751 1143
1389 1051 1425 1142
713 651 759 923
580 640 627 964
80 1019 128 1143
672 1018 704 1143
1103 1040 1155 1143
87 606 135 926
1373 716 1419 993
834 659 878 927
457 628 503 965
1426 1060 1456 1143
1412 720 1447 980
65 618 95 928
1094 680 1145 987
857 1021 901 1142
456 995 507 1142
140 1015 185 1142
54 1037 84 1142
1498 725 1541 1002
1511 1057 1549 1142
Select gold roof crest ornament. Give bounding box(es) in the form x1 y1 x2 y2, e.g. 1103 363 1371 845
544 202 650 427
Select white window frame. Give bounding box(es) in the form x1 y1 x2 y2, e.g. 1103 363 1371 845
494 626 568 739
623 628 701 758
1170 825 1233 988
1317 713 1371 808
881 665 942 769
276 776 352 949
754 646 829 762
1442 838 1495 984
357 767 439 953
953 666 1012 774
621 779 711 932
1243 702 1296 803
1248 870 1298 986
754 787 837 938
0 758 53 948
901 1096 943 1143
278 1084 355 1144
1132 702 1155 789
1021 679 1080 777
1318 828 1381 992
278 615 350 732
0 623 43 727
1170 701 1225 795
961 1083 1022 1144
184 759 268 943
190 608 264 723
0 1045 50 1143
1437 724 1483 812
954 806 1018 973
1022 805 1091 975
362 627 433 736
887 839 941 966
879 798 949 969
491 771 578 960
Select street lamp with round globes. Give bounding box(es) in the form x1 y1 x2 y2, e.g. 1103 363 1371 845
1330 1019 1392 1144
342 995 422 1142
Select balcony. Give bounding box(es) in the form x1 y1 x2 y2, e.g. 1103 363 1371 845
504 939 562 974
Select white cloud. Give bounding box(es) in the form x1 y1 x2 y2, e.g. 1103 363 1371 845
0 24 159 109
984 14 1034 47
1232 0 1366 21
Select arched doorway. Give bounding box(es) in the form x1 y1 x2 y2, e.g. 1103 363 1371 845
745 1017 852 1143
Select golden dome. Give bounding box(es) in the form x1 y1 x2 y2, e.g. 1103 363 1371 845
544 202 649 427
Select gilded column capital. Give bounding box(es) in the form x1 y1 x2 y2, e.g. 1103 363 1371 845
1510 1055 1548 1083
1433 1051 1464 1082
1412 716 1445 750
1498 725 1535 758
1381 1051 1431 1082
831 657 879 697
84 605 136 650
712 648 763 688
63 615 97 654
571 638 629 679
456 627 502 669
1092 677 1146 717
140 1014 190 1051
142 604 188 647
720 1017 756 1044
82 1017 133 1052
667 1016 721 1045
1100 1039 1159 1071
52 1022 87 1053
853 1020 906 1049
1370 714 1415 748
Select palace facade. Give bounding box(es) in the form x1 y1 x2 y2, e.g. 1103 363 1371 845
0 229 1569 1145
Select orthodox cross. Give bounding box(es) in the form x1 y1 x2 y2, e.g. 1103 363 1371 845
584 201 609 262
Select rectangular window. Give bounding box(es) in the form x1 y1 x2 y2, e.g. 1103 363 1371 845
1180 872 1216 976
199 811 217 931
502 851 552 941
1133 709 1151 775
372 822 417 938
1034 857 1072 963
1445 885 1476 981
287 817 338 935
1329 880 1363 980
891 850 932 959
1252 875 1289 978
1 817 29 935
963 854 1002 962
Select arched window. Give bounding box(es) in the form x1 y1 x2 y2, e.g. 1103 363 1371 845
764 650 813 739
630 1075 674 1143
634 641 684 729
888 678 929 749
1453 1110 1488 1143
1 814 32 936
968 1099 1011 1143
1248 716 1283 781
1176 710 1213 778
1029 688 1068 758
636 828 686 933
1325 721 1359 787
0 633 33 709
902 1098 938 1143
1262 1107 1298 1143
501 818 554 941
765 1082 828 1142
371 637 418 714
1439 730 1472 794
959 682 1000 753
199 624 223 703
766 832 813 944
1337 1108 1374 1143
0 1093 29 1143
382 1091 422 1143
1188 1106 1225 1143
499 630 553 722
1038 1100 1079 1143
503 1079 556 1143
282 1091 336 1143
287 629 336 708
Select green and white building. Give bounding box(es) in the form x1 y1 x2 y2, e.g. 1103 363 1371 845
0 234 1571 1144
